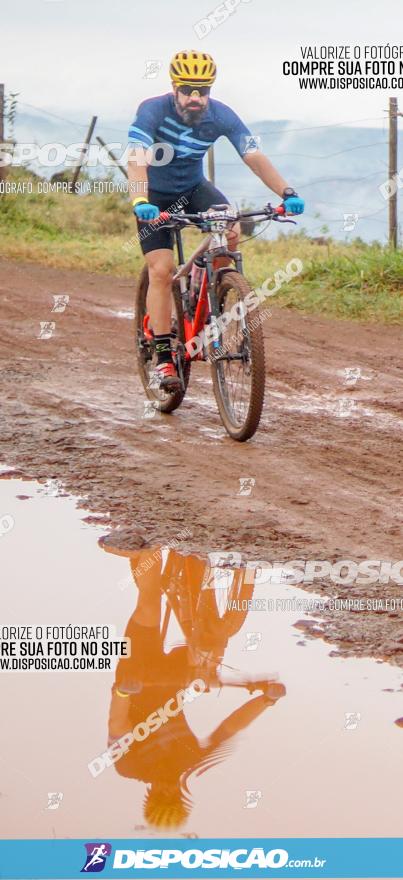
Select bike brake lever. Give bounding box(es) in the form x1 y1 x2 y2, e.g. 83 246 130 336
273 216 297 225
266 203 297 225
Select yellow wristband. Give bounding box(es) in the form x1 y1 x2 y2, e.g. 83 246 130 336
116 687 131 698
132 197 148 208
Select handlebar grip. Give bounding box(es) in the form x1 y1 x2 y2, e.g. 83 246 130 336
275 205 285 215
147 210 170 225
147 210 170 224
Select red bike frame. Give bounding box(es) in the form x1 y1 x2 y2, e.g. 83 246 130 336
182 268 209 361
143 203 289 365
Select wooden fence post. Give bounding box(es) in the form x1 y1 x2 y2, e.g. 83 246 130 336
71 115 97 192
95 136 128 179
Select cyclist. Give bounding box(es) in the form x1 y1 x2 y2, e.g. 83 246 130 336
106 546 286 830
128 50 304 390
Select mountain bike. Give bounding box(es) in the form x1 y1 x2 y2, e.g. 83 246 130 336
135 203 296 442
160 549 284 696
100 537 283 698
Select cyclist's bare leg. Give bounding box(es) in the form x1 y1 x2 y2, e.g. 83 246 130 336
145 249 181 387
130 549 163 627
108 550 164 735
145 248 175 335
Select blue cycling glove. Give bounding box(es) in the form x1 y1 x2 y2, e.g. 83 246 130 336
283 195 305 215
133 200 160 221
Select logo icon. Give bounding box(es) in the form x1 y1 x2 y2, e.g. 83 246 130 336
238 477 255 496
46 792 63 810
245 789 262 809
242 135 261 154
81 843 112 873
245 632 262 651
203 552 242 589
343 366 361 386
342 212 359 232
208 551 242 569
337 398 356 417
51 294 70 313
143 400 159 419
37 321 56 340
144 60 162 79
344 712 361 730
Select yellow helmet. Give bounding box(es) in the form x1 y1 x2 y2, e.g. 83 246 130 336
143 784 191 830
169 50 217 87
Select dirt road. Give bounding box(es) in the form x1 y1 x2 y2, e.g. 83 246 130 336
1 257 402 661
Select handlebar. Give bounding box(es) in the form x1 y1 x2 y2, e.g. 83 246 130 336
146 203 295 229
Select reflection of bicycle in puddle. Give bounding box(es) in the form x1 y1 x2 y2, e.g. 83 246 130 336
99 540 286 831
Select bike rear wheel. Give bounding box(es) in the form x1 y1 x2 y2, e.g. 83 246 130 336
210 271 266 441
135 265 191 414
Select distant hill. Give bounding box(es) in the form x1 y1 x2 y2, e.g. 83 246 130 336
10 111 403 244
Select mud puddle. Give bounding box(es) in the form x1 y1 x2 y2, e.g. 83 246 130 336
1 478 403 840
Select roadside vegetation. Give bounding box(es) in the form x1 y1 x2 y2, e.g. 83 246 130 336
1 168 402 323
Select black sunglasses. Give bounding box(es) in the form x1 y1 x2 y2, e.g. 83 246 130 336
177 85 211 96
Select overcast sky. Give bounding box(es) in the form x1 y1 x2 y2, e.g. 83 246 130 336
2 0 402 128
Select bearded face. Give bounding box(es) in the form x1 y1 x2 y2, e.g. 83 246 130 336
173 87 209 126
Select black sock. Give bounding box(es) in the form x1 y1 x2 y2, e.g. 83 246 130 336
155 334 172 365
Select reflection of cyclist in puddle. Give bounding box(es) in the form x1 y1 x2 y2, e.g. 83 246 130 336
103 544 285 830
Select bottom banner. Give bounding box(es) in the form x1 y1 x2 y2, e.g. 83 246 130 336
0 838 403 878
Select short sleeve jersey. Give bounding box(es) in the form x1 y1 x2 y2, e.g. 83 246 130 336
128 93 252 194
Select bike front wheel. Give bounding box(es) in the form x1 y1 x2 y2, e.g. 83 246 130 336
210 271 266 441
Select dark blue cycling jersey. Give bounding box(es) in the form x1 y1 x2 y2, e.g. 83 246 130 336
128 93 252 194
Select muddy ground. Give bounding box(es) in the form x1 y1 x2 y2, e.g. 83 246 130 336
1 257 402 663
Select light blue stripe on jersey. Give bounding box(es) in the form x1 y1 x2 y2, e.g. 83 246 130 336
158 125 186 140
158 126 212 152
180 134 215 147
157 131 207 157
128 126 153 145
164 122 214 147
175 147 200 157
165 116 189 130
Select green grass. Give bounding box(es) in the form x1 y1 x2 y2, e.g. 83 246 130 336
1 168 402 322
245 234 403 323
